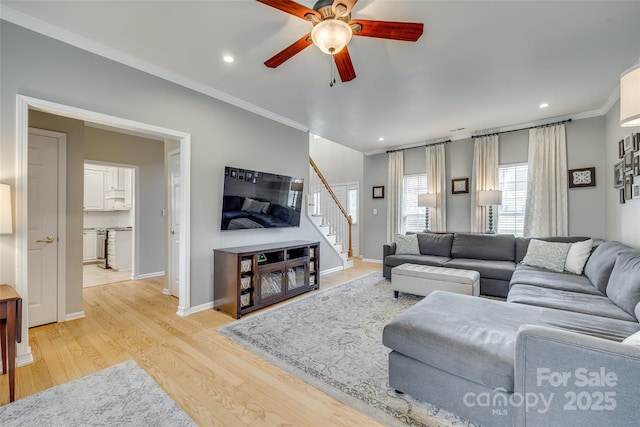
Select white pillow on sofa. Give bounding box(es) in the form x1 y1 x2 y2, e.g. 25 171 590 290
521 239 571 272
622 330 640 346
564 239 593 275
394 234 420 255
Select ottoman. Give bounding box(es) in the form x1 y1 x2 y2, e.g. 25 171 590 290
391 263 480 298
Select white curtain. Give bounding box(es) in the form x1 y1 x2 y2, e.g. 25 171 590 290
470 135 499 233
425 143 447 232
523 124 568 237
387 151 404 241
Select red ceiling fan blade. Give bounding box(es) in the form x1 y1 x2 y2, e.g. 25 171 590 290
265 33 313 68
334 47 356 82
256 0 320 20
351 19 424 42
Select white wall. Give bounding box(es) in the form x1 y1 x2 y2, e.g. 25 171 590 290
0 21 341 314
605 100 640 248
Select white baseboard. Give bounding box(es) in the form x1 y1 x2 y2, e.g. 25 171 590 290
320 265 344 275
17 352 34 367
180 301 214 316
134 271 165 280
362 258 383 264
65 311 86 322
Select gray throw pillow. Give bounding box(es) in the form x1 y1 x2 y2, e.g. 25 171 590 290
394 234 420 255
606 252 640 319
521 239 571 272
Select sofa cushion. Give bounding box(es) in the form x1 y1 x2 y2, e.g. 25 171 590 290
510 265 602 295
521 239 571 272
450 233 515 261
606 252 640 320
583 241 635 294
564 238 593 275
384 254 451 269
507 284 636 322
444 258 515 281
417 233 453 257
383 291 640 392
515 236 590 264
394 234 420 255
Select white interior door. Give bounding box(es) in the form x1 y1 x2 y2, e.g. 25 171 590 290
28 129 63 327
168 150 181 297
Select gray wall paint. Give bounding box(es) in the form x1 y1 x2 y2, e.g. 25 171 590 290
605 100 640 248
84 126 165 275
362 153 388 261
360 116 608 261
0 22 341 313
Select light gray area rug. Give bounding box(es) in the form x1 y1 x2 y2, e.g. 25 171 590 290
218 272 477 427
0 360 195 427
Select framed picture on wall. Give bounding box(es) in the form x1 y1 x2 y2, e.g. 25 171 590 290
451 177 469 194
624 134 634 152
372 186 384 199
614 162 624 188
635 154 640 176
634 184 640 200
634 133 640 151
620 188 626 204
619 139 625 158
624 174 633 201
624 151 634 172
568 167 596 188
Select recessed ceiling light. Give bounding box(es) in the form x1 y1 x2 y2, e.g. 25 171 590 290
539 103 549 109
378 137 385 141
223 55 234 63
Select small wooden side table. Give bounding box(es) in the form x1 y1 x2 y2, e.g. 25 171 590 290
0 284 22 402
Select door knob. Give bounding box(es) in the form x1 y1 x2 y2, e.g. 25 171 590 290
36 236 55 244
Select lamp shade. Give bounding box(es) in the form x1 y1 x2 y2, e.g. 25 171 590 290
311 19 353 55
478 190 502 206
621 63 640 127
417 193 437 208
0 183 13 234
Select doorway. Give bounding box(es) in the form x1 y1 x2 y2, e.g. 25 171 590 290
15 95 192 363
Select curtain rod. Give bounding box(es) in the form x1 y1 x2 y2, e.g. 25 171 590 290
386 139 451 154
472 118 572 139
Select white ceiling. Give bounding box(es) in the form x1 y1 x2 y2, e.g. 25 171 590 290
2 1 640 154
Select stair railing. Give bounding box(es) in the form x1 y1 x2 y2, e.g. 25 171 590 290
309 157 353 258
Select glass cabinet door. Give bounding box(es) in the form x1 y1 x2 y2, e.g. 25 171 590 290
286 261 309 293
258 265 284 301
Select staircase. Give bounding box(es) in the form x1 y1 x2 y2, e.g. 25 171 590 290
308 157 354 269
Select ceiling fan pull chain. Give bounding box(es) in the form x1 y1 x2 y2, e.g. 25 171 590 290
329 54 335 87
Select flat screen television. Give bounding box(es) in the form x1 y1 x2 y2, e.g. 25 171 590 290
220 166 304 230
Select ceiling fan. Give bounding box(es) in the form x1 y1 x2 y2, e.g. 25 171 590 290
257 0 424 83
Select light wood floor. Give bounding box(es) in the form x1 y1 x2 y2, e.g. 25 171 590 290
1 260 384 426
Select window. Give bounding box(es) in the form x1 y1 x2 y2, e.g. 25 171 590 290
347 188 357 224
402 174 427 234
498 163 528 236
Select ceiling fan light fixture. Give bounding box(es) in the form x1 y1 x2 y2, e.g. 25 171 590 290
311 19 353 55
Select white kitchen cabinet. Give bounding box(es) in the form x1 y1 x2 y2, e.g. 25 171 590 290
107 229 132 271
84 167 105 211
123 168 133 209
83 229 97 262
106 167 125 191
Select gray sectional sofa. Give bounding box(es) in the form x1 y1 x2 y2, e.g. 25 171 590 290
382 234 640 426
383 232 589 297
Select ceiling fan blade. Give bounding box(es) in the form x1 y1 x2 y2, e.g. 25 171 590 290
256 0 320 20
265 33 313 68
334 47 356 82
351 19 424 42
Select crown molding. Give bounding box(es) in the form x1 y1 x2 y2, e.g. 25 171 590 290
0 5 309 133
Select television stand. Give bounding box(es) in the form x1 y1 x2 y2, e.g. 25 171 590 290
213 240 320 318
